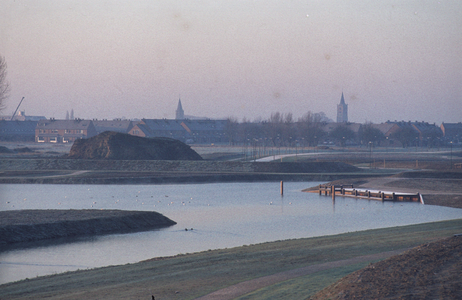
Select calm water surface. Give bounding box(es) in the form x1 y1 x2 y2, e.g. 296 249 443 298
1 182 461 284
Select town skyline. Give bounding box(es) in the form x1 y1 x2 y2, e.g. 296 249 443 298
6 95 458 128
1 1 461 124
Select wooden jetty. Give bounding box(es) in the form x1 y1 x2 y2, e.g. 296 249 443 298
318 184 424 204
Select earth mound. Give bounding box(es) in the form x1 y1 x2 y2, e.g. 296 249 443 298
68 131 202 160
310 236 462 299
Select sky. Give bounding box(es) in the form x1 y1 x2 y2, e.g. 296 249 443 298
1 0 461 124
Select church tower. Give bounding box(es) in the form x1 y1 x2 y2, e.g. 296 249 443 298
175 98 184 120
337 93 348 123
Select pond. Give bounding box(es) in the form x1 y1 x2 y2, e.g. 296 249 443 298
1 182 461 284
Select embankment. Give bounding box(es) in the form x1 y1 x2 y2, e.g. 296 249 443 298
0 159 384 184
0 158 359 172
0 209 176 245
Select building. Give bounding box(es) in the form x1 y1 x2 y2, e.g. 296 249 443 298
441 123 462 143
336 92 348 123
92 119 136 135
0 120 38 141
129 118 228 144
175 98 185 120
369 122 401 137
385 120 443 147
129 119 187 140
35 119 97 143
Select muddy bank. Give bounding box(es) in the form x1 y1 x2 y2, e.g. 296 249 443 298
0 209 176 245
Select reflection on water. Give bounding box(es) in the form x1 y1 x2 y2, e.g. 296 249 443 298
1 182 461 284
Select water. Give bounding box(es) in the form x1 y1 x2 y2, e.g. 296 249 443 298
1 182 461 284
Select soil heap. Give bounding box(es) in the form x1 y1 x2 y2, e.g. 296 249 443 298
310 236 462 299
68 131 202 160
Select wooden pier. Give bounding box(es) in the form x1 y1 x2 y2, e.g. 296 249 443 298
318 184 423 204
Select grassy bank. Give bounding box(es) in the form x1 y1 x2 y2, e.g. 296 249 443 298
0 159 395 184
1 219 461 300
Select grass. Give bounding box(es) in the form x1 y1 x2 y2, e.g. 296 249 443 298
234 262 371 300
1 219 461 299
0 219 462 299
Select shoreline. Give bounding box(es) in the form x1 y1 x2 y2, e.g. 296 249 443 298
1 219 461 299
303 174 462 209
0 209 176 247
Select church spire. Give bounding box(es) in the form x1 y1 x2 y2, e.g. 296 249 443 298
337 92 348 123
176 98 184 120
340 92 345 105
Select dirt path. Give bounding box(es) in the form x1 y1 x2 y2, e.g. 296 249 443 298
194 248 409 300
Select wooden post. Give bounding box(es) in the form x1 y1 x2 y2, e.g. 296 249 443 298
280 181 283 195
331 185 335 200
367 190 370 198
392 192 395 201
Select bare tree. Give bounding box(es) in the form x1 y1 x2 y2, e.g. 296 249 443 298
360 123 385 146
0 55 10 111
224 116 239 145
330 125 356 146
297 111 328 146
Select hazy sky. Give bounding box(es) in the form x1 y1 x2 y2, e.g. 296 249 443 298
1 0 461 123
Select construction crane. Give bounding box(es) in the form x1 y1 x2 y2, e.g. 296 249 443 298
11 97 25 120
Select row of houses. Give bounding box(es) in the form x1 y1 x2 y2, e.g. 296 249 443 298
0 118 229 144
1 117 462 146
128 119 228 143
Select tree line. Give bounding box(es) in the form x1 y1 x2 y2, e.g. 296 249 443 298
224 112 444 148
225 111 330 147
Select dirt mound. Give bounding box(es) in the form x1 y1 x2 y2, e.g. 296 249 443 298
310 235 462 299
68 131 202 160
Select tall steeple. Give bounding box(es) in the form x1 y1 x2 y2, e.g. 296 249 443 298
337 92 348 123
175 98 184 120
